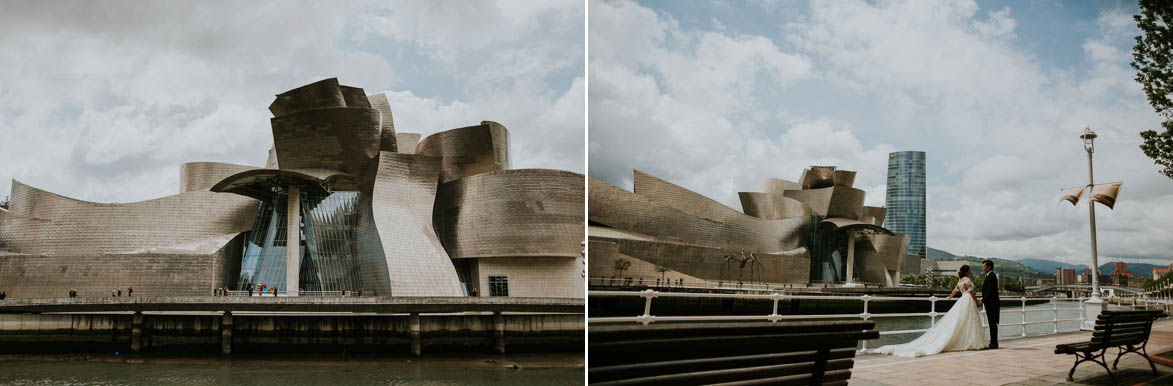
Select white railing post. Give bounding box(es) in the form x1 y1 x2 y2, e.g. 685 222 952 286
860 294 871 350
1051 295 1059 334
637 289 658 325
1079 296 1086 328
1020 296 1027 337
768 292 783 323
929 296 938 327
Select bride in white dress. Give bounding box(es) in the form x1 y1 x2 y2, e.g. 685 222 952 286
866 265 989 357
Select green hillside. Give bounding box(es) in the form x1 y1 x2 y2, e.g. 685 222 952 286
927 247 1048 280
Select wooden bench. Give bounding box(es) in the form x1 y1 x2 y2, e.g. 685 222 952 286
589 320 879 385
1054 310 1166 383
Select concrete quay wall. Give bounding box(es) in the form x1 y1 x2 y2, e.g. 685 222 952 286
0 312 583 355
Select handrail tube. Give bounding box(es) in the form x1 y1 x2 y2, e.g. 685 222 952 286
588 289 1171 344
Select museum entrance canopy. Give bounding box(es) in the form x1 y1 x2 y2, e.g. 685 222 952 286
210 168 357 202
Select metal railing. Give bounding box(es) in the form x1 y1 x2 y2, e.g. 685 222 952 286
588 277 883 291
588 289 1173 350
221 290 368 297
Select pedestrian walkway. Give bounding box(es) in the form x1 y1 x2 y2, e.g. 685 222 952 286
850 320 1173 385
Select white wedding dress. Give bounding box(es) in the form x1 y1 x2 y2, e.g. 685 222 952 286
865 277 988 357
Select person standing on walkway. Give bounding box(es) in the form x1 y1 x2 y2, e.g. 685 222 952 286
980 260 1001 350
112 288 117 297
127 287 133 297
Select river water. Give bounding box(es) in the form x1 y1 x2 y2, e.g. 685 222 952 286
0 359 584 385
863 302 1087 348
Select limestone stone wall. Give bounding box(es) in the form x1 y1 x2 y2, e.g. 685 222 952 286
0 233 243 299
474 256 584 298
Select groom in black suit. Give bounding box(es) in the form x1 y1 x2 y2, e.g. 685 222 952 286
979 260 1000 349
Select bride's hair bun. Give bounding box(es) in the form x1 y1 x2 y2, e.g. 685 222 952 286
958 265 970 278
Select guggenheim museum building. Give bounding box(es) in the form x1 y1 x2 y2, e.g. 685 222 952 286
0 79 585 299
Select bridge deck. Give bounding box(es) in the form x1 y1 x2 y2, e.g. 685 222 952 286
0 296 584 314
849 319 1173 385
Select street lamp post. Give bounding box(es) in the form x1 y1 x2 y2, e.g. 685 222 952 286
1081 127 1103 329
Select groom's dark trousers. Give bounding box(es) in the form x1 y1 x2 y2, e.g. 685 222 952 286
982 272 1000 347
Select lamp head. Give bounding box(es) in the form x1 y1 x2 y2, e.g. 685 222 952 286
1080 127 1097 152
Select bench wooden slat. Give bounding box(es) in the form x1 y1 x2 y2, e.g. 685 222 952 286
1093 325 1149 336
705 368 853 386
589 358 855 386
1097 312 1162 322
1094 320 1152 331
589 348 856 382
589 320 876 385
591 332 871 365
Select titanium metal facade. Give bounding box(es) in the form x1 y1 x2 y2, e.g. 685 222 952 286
588 166 909 287
884 151 927 258
0 78 584 299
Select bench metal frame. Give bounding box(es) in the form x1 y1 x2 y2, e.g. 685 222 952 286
1055 310 1165 384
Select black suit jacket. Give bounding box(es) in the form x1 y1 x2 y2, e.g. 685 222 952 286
982 272 1000 305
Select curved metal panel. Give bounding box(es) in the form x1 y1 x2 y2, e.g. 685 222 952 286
782 187 834 217
589 177 806 254
210 168 352 201
268 78 347 118
416 121 509 183
339 85 371 109
633 170 740 222
800 168 834 189
591 235 811 285
827 186 866 219
863 206 886 225
354 152 463 297
1 180 256 255
832 170 856 187
737 192 810 220
367 93 398 153
271 107 381 175
854 232 908 286
761 178 801 195
819 217 895 236
179 162 257 193
434 169 584 259
396 133 421 154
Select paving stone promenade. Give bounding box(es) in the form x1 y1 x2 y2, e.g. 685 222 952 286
0 296 584 314
850 319 1173 385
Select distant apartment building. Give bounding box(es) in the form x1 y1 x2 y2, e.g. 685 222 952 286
884 151 926 258
1155 265 1172 280
1056 268 1076 285
1115 261 1128 277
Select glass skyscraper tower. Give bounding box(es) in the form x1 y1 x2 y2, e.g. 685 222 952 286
884 151 926 258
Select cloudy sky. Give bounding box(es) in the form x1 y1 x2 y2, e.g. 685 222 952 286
589 0 1173 265
0 0 584 204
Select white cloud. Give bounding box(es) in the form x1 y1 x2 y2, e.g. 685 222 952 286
589 0 886 208
590 0 1173 266
0 0 583 204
